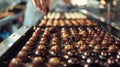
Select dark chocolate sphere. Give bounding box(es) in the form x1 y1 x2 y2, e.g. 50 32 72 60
76 41 83 48
21 46 31 52
49 45 61 56
37 45 47 51
9 58 25 67
102 39 108 46
50 45 60 51
29 36 37 42
39 40 47 45
64 45 73 52
32 28 41 37
48 57 61 66
17 51 28 61
40 38 47 42
93 45 101 52
108 45 118 53
90 40 96 45
51 37 58 43
78 45 88 53
34 28 41 34
35 49 46 56
25 41 35 47
31 57 45 67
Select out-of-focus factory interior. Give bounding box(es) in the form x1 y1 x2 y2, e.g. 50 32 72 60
0 0 120 67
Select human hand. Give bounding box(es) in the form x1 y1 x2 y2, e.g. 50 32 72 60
32 0 50 14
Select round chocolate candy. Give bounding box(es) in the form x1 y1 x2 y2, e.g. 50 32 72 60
78 45 88 53
17 51 28 61
38 40 47 45
48 57 61 67
25 41 35 47
51 37 58 42
37 45 47 51
108 45 118 53
32 34 38 39
32 28 41 37
93 45 101 52
50 45 60 51
21 46 31 52
35 50 45 56
102 39 108 46
90 40 96 45
31 57 45 67
76 40 85 48
40 38 47 42
9 58 25 67
89 40 96 48
64 45 73 52
49 45 60 56
34 28 41 34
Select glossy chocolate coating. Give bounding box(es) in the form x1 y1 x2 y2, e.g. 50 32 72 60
93 45 101 52
50 45 60 51
49 45 60 56
102 39 108 46
9 58 25 67
51 38 58 43
17 51 28 61
31 57 45 67
32 28 41 37
21 46 31 52
37 45 47 51
90 40 96 45
35 45 47 56
48 57 61 67
29 36 37 42
35 49 46 56
39 40 47 45
64 45 73 52
78 45 88 52
25 41 35 47
108 45 118 53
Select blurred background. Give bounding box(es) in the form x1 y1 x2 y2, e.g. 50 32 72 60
0 0 120 42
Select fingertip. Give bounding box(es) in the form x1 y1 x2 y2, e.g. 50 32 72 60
32 0 37 7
